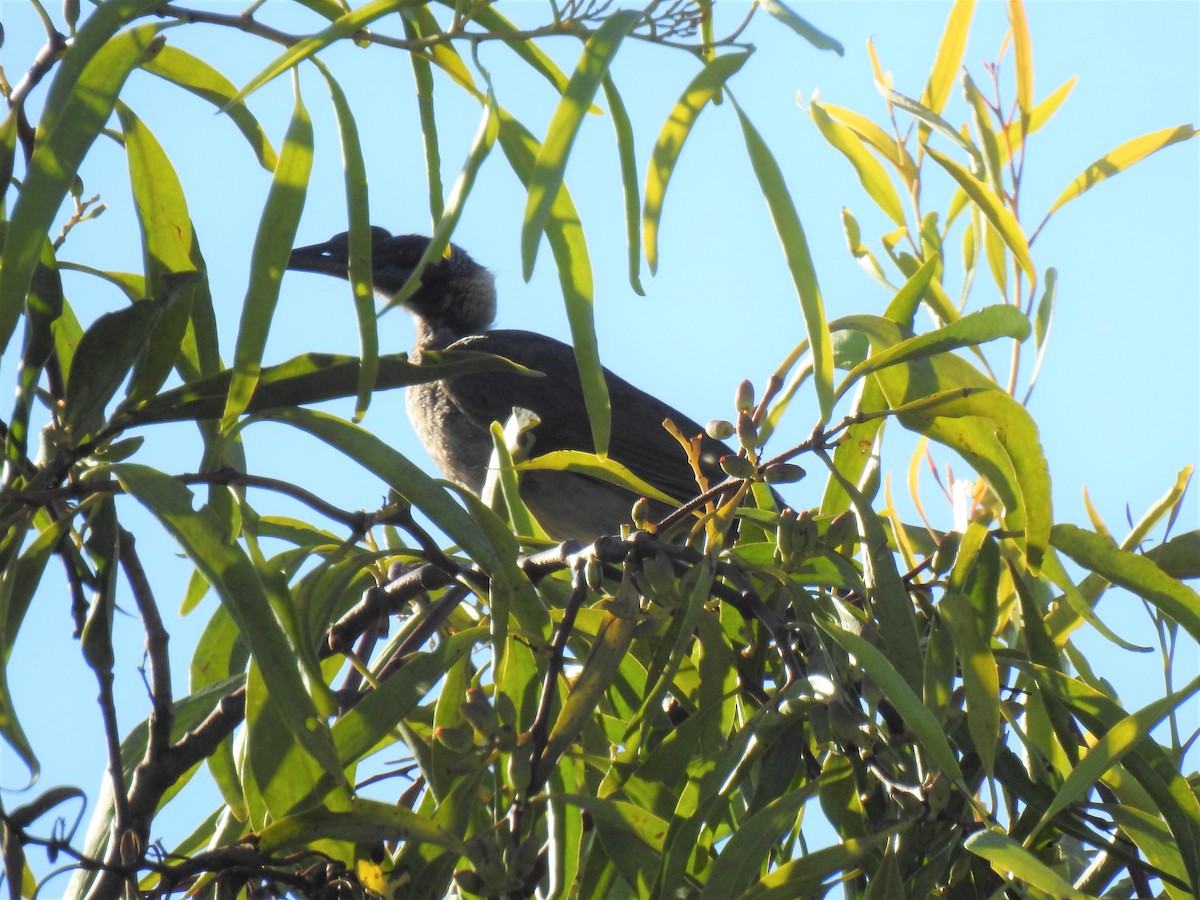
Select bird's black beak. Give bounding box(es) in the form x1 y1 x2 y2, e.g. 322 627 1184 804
287 238 349 277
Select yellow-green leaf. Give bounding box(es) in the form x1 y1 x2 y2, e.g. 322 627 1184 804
810 95 906 227
927 146 1036 290
522 10 640 278
644 53 750 273
1044 124 1198 218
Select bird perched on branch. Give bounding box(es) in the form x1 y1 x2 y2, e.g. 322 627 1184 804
287 227 735 541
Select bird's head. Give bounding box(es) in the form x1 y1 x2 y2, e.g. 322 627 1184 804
288 227 496 340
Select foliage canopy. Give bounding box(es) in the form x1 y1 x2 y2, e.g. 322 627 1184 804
0 1 1196 898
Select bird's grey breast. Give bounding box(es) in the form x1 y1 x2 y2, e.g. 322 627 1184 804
406 379 491 494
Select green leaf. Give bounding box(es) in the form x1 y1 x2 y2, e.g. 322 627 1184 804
926 146 1036 290
0 20 165 355
821 621 964 783
403 17 443 222
643 53 750 273
258 797 469 857
461 4 587 105
232 0 419 102
1007 0 1035 117
831 315 1048 569
836 302 1028 405
878 83 978 162
1030 664 1200 890
889 387 1051 572
1044 124 1198 218
384 86 499 317
1031 673 1200 841
810 95 906 227
1051 523 1200 644
1146 529 1200 581
224 73 313 424
517 450 679 506
921 0 975 115
141 44 278 170
497 109 609 458
820 103 917 183
819 459 923 693
739 827 902 898
601 75 644 295
1023 267 1057 402
259 407 498 571
700 787 813 897
521 10 640 279
965 829 1088 899
64 299 164 439
311 59 376 423
110 464 349 794
938 591 1000 775
115 101 205 404
757 0 843 54
127 349 530 424
332 628 485 766
732 97 834 422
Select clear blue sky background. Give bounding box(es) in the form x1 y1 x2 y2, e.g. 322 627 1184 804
2 0 1197 881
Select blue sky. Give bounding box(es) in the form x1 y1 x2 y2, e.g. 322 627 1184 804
1 0 1197 878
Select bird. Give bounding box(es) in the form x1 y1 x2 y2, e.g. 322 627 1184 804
286 227 739 541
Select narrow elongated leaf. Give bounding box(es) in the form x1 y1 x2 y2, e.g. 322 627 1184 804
1031 664 1200 889
1032 674 1200 840
836 303 1028 405
116 101 205 404
921 0 975 115
1007 0 1034 116
232 0 417 102
819 620 964 782
497 109 609 457
821 103 918 183
810 96 906 226
404 18 443 222
732 97 834 421
224 75 313 424
820 459 923 692
1022 267 1056 403
888 387 1051 571
260 407 498 570
1045 124 1198 217
311 59 376 422
385 87 499 316
536 611 637 786
939 591 1000 775
758 0 843 54
522 10 640 278
127 349 529 424
965 830 1088 899
517 451 678 506
927 146 1036 289
141 44 277 170
0 21 164 354
601 75 644 295
110 464 349 791
65 300 164 439
831 315 1030 557
1051 523 1200 643
878 83 978 161
644 53 750 272
1002 77 1076 160
258 797 469 857
460 3 587 104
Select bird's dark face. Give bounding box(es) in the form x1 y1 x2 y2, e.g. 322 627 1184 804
288 227 497 337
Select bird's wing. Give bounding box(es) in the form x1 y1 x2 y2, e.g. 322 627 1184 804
439 331 730 501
